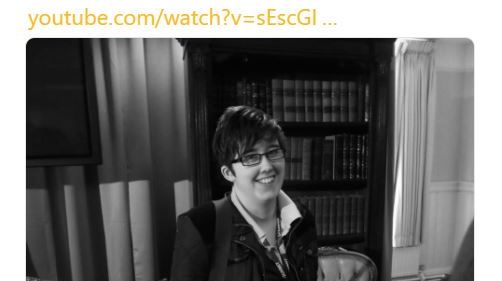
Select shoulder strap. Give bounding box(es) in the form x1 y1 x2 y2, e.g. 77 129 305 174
208 197 232 281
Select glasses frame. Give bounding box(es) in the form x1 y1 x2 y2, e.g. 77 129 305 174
232 148 285 167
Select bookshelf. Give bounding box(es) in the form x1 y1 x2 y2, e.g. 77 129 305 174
179 38 394 280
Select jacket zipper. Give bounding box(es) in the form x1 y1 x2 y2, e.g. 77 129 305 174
234 240 267 281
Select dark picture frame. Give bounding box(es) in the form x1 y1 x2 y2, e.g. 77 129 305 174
26 38 101 167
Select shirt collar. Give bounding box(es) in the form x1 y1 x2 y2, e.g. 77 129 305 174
230 189 302 243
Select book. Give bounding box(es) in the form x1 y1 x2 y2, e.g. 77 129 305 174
301 138 313 180
311 137 323 180
356 194 364 234
251 82 259 108
295 137 304 180
349 135 356 180
304 80 314 122
342 134 349 180
271 78 284 121
322 81 332 122
236 79 246 105
284 137 291 180
335 195 343 235
257 82 266 111
342 194 350 235
357 81 365 122
315 196 323 235
265 81 273 115
339 81 348 122
362 135 367 179
350 194 358 234
313 80 322 122
322 196 330 236
364 83 370 122
283 79 296 121
321 137 334 180
295 80 305 122
361 195 367 234
307 195 315 218
245 81 252 106
331 81 340 122
348 81 357 122
288 137 295 180
356 135 362 179
334 135 343 180
329 196 336 235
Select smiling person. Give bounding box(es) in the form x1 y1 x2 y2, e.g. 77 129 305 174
170 106 318 281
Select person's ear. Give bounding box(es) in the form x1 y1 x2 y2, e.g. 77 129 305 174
221 165 235 182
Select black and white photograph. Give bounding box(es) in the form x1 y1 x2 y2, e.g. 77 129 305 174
26 38 474 281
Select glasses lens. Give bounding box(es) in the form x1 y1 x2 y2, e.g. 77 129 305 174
267 148 284 160
241 154 261 166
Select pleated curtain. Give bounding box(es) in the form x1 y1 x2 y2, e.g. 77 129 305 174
392 39 435 247
26 38 187 281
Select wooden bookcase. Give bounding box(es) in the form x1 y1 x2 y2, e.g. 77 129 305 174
179 38 394 279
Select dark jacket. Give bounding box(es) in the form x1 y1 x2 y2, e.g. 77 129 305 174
170 197 318 281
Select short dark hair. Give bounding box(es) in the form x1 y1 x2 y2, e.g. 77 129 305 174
212 106 286 171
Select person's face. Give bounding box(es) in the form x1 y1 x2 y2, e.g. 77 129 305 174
222 138 285 204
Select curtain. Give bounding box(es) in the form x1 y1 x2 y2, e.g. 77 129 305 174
392 39 435 247
26 38 188 281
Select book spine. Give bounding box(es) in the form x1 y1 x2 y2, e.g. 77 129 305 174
339 81 348 122
304 80 314 122
251 82 259 108
283 79 296 122
271 78 284 121
315 196 323 236
307 196 315 222
322 197 330 236
322 81 332 122
349 135 355 180
266 81 273 115
362 196 367 234
362 135 367 179
329 196 336 236
348 81 357 122
311 137 323 180
350 194 357 234
313 80 322 122
293 137 303 180
245 81 252 106
336 195 343 235
295 80 305 122
334 135 343 180
357 81 365 122
342 134 349 180
356 194 364 234
343 194 350 235
301 138 312 180
331 81 340 122
356 135 362 179
236 79 246 105
364 83 370 122
295 137 303 180
284 137 291 180
258 82 266 111
289 137 297 180
321 137 334 180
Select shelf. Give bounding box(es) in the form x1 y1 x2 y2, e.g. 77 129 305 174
282 179 366 191
318 234 366 246
279 122 368 136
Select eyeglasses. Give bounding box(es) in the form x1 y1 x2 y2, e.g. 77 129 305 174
232 148 285 166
